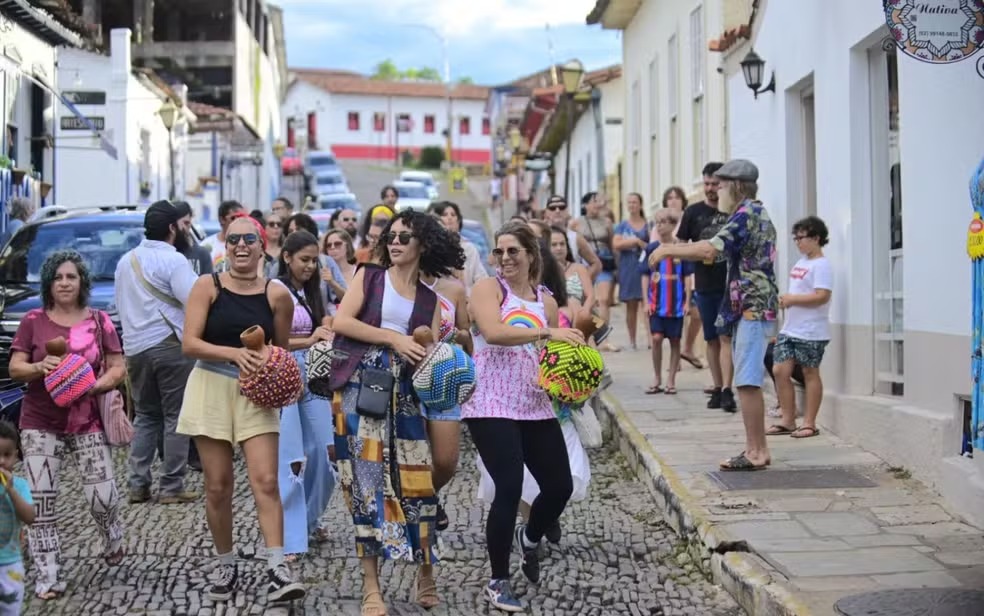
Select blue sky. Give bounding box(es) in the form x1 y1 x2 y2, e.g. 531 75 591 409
275 0 622 85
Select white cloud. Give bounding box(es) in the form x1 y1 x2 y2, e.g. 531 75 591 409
271 0 596 36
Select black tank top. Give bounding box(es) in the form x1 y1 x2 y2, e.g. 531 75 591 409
203 274 276 348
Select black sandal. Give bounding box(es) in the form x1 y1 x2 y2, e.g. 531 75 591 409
766 424 796 436
435 502 449 531
645 385 664 394
719 453 768 472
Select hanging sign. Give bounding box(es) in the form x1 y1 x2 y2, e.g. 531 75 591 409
883 0 984 64
968 213 984 259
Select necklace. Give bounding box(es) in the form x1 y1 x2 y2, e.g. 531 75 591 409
229 274 259 288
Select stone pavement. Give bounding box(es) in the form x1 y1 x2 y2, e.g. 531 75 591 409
21 438 742 615
595 306 984 616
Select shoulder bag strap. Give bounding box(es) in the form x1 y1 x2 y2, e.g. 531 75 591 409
130 253 182 309
279 277 315 332
90 309 108 376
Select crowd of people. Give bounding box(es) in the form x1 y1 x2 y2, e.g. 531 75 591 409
0 159 833 614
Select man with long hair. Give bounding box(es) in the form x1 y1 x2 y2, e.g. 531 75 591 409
647 160 778 471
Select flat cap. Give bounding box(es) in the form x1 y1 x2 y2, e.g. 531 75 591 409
715 159 759 182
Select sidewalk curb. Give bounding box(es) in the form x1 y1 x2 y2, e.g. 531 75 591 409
595 391 815 616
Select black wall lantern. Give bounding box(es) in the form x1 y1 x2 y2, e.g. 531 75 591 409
740 49 775 99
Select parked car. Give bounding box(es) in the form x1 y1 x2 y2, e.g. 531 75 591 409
306 150 339 176
318 192 361 213
307 210 336 235
0 210 147 393
398 170 440 200
281 147 303 176
460 218 495 275
392 181 432 212
313 171 349 198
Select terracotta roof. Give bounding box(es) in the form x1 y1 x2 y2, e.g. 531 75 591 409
708 0 759 53
188 101 236 119
291 69 490 100
583 64 622 86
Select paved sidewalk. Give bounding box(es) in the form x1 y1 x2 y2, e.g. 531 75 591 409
595 306 984 616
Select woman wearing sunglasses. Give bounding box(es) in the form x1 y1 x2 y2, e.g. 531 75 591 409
463 221 584 612
322 228 357 289
177 213 306 604
330 209 464 616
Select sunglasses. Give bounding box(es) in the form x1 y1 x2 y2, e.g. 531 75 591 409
385 231 415 245
325 240 345 249
340 217 357 223
492 247 525 258
266 221 281 228
225 233 259 246
546 204 568 211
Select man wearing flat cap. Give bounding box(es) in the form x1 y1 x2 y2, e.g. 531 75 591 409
648 160 778 472
115 200 201 504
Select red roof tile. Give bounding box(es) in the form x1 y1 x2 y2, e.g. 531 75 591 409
290 69 490 100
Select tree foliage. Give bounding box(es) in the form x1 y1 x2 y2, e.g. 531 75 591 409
369 59 470 83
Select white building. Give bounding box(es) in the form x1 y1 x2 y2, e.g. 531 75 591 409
0 2 87 222
284 70 492 166
54 29 195 207
719 0 984 526
587 0 730 207
550 66 624 214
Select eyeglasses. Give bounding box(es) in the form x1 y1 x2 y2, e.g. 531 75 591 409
492 247 525 258
340 217 357 223
325 240 345 249
225 233 259 246
793 235 810 242
385 231 415 245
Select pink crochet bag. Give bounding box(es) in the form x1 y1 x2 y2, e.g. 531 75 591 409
44 347 96 408
92 310 132 447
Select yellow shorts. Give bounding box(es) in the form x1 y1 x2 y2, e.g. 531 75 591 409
177 366 279 444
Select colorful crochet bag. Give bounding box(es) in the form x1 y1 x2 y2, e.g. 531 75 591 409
306 332 335 400
45 353 96 408
412 342 477 412
238 326 303 410
537 340 604 405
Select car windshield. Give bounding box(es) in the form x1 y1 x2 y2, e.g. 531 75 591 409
398 185 428 199
404 175 433 186
0 220 145 283
317 175 343 185
309 155 336 166
321 198 358 210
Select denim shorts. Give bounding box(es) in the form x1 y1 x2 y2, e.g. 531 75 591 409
693 291 726 341
595 270 615 284
773 334 828 368
648 315 684 339
731 319 778 388
420 403 462 422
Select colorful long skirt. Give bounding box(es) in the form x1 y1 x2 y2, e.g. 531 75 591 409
332 346 438 563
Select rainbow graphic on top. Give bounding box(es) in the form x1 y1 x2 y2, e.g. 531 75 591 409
503 307 546 330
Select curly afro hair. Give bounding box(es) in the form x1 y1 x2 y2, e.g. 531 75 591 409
375 209 465 278
41 250 91 309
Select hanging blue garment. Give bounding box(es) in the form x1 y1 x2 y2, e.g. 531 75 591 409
970 155 984 452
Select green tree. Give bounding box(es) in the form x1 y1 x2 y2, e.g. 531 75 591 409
371 59 400 80
456 76 474 85
416 67 442 82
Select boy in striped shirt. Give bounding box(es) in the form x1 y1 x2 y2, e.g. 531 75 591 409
641 210 694 394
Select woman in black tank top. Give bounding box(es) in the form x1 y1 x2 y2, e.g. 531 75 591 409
176 214 305 604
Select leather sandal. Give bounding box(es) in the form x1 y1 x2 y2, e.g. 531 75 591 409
415 571 440 610
361 590 388 616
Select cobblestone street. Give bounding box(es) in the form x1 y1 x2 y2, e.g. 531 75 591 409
21 434 743 616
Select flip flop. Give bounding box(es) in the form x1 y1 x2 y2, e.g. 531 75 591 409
719 453 768 472
664 387 678 395
791 426 820 439
766 424 797 436
645 385 664 394
681 354 704 369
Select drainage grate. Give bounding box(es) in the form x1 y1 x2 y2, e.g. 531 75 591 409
834 589 984 616
706 467 879 491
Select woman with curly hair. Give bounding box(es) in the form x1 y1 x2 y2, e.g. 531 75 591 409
329 209 465 615
8 250 127 600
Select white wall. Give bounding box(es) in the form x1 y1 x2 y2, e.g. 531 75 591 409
54 31 176 206
282 80 329 149
621 0 727 202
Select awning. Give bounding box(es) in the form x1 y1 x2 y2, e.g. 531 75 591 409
0 55 118 160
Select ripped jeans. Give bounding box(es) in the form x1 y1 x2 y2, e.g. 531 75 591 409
278 350 337 555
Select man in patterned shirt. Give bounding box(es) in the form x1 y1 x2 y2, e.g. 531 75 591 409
647 159 778 471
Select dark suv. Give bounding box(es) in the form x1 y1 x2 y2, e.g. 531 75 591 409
0 210 148 395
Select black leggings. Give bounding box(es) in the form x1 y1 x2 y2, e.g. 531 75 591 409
466 417 573 580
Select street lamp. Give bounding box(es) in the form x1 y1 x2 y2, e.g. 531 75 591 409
509 126 522 220
158 99 178 199
740 49 775 99
407 24 452 167
559 59 584 203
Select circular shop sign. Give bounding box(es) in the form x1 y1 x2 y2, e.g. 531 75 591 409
884 0 984 63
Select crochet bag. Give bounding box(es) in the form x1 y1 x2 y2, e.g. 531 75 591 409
537 340 604 405
91 312 133 447
306 335 335 399
44 352 96 408
412 342 477 412
238 325 303 409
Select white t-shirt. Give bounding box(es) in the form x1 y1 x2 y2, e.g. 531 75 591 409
201 233 228 272
781 256 833 341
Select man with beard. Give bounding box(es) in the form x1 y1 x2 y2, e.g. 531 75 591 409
648 160 778 471
115 201 201 503
677 162 737 412
173 201 213 275
330 208 359 237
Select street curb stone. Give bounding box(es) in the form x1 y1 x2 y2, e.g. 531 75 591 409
595 391 816 616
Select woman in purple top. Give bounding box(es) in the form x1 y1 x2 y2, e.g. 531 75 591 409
8 250 127 600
